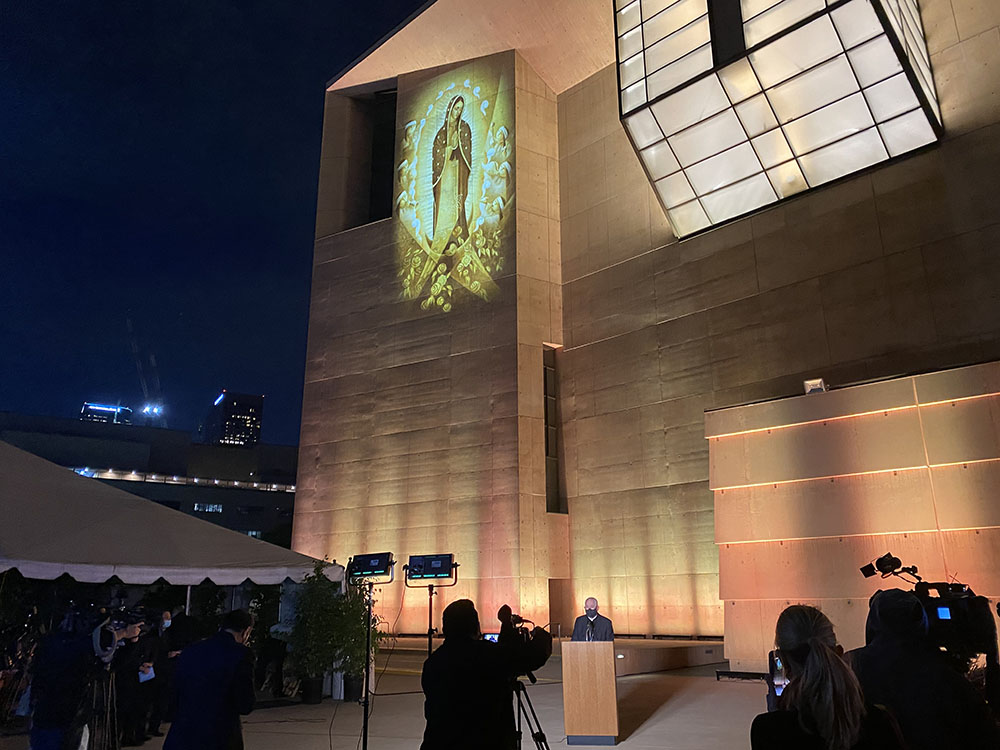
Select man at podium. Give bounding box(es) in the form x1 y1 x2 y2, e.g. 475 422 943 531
571 597 614 642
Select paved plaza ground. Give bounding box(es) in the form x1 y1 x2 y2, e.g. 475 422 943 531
2 644 765 749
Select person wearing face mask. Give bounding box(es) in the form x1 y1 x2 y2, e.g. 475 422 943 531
164 609 255 750
146 610 177 737
571 598 614 642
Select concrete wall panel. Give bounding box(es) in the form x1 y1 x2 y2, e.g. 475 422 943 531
713 362 1000 670
709 410 927 489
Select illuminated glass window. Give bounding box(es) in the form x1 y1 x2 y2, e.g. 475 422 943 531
194 503 223 513
246 530 262 539
615 0 941 238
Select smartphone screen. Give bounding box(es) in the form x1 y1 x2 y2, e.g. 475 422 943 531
768 650 788 696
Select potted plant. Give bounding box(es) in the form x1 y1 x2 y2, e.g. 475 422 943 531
289 562 341 704
329 586 387 701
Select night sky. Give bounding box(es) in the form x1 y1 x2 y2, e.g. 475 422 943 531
1 0 426 445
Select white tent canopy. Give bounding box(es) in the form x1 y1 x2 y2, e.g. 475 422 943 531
0 441 341 586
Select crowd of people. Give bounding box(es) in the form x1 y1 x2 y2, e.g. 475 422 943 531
417 592 1000 750
752 591 1000 750
18 588 1000 750
27 607 257 750
106 609 195 746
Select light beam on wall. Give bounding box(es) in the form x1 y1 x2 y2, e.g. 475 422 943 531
615 0 942 238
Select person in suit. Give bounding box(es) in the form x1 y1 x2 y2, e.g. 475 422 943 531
571 598 614 642
163 610 255 750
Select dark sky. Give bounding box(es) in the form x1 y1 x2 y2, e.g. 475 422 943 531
0 0 425 445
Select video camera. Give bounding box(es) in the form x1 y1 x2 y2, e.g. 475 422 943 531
495 606 554 749
860 553 999 687
108 606 149 632
60 602 151 663
495 606 553 683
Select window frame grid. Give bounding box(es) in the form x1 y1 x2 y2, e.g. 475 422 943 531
615 0 942 239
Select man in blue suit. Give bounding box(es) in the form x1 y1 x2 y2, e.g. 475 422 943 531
164 610 255 750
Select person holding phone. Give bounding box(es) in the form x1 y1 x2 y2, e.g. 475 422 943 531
751 605 904 750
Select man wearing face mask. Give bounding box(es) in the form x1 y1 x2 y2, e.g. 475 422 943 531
164 609 255 750
147 610 178 737
571 598 614 642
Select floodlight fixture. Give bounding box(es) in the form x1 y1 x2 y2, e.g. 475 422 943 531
347 551 396 584
403 554 460 657
405 554 457 581
803 378 827 394
346 551 396 750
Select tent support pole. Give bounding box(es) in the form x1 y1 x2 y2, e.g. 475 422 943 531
185 585 191 615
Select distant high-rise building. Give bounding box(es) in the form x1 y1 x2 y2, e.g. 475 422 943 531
80 402 132 425
205 391 263 447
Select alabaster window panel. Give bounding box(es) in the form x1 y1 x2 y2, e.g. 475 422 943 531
615 0 941 237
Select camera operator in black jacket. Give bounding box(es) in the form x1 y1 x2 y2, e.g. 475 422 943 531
848 588 1000 750
420 599 552 750
30 612 133 750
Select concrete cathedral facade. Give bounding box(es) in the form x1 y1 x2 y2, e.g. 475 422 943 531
293 0 1000 671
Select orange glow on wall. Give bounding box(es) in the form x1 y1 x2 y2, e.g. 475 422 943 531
710 362 1000 672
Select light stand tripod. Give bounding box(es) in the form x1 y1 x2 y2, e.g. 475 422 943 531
402 556 459 658
346 552 395 750
513 674 549 750
360 580 374 750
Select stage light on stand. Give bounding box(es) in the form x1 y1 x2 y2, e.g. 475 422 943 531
403 554 459 658
346 552 395 750
347 552 395 582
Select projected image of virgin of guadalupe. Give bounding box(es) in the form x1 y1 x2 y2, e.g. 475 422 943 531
395 69 511 313
431 96 473 254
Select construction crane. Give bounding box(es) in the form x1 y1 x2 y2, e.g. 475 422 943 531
127 316 166 427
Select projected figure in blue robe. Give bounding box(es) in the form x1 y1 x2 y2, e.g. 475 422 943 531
431 95 473 255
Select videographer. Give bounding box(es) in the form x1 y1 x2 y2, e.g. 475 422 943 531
29 610 131 750
420 599 552 750
848 589 1000 750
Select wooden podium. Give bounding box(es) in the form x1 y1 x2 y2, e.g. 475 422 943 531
562 641 619 745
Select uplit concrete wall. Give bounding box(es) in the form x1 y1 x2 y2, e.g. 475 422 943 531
512 54 570 621
710 362 1000 671
556 0 1000 638
295 52 568 632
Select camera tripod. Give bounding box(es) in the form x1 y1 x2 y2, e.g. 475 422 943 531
513 675 549 750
